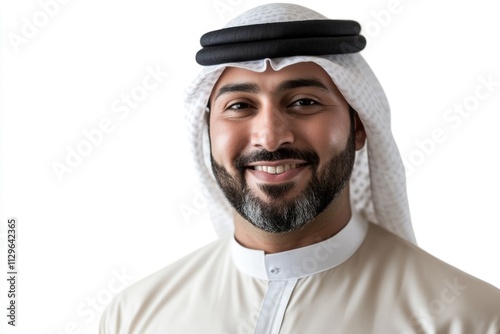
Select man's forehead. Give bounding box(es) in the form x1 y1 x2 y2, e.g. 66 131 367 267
210 61 339 97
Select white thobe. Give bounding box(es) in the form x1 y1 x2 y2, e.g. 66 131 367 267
99 213 500 333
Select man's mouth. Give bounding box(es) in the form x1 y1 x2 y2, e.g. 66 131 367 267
250 163 307 175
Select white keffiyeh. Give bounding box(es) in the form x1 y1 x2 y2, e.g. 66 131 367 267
184 3 416 244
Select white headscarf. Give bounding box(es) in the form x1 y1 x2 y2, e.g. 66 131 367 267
184 3 417 244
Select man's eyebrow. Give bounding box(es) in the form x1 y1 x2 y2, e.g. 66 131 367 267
212 78 330 102
275 78 330 94
214 83 260 101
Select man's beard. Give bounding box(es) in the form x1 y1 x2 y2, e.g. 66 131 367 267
210 128 356 234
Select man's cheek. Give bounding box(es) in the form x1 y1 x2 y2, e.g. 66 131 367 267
215 139 245 164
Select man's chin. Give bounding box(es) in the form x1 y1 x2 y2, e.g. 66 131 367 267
256 182 296 200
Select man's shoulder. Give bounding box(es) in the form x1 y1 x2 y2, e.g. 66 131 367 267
365 223 493 281
99 236 232 333
360 223 500 324
365 222 498 288
119 235 230 294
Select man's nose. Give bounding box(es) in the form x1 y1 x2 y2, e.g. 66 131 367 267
250 105 294 152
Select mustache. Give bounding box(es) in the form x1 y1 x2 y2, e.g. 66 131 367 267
234 148 319 170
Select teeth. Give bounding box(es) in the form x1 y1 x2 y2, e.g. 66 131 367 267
253 164 300 175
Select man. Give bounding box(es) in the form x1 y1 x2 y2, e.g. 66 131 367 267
100 3 500 333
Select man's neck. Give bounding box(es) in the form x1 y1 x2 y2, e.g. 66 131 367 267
233 191 352 254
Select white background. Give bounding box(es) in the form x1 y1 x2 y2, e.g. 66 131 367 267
1 0 499 333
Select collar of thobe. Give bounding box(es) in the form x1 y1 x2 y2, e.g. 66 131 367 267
230 211 369 281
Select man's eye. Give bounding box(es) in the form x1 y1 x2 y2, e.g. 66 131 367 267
227 102 252 110
291 99 317 107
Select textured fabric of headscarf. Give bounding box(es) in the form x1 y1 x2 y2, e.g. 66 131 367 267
184 3 416 244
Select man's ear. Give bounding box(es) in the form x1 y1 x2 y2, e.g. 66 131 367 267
354 112 366 150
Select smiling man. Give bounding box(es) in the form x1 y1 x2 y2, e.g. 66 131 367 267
209 62 366 252
100 3 500 333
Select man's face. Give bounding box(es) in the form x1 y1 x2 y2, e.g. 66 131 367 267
208 62 362 233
